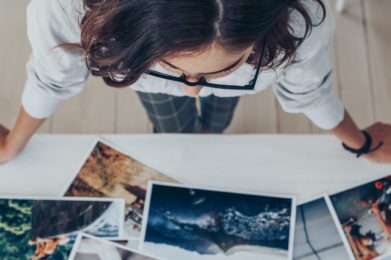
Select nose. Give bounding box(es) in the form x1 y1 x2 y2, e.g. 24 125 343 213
182 75 204 97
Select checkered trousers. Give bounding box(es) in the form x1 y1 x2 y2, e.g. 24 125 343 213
136 92 240 133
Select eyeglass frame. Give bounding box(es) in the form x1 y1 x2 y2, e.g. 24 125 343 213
144 37 268 91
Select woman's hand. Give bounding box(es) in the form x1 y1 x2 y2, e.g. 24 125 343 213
0 124 15 165
330 111 391 164
0 107 47 165
363 122 391 164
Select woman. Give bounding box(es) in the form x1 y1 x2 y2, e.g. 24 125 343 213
0 0 390 164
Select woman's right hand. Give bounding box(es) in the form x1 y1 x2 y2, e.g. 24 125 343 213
0 124 14 165
0 107 47 165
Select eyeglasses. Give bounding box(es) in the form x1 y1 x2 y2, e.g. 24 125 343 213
144 38 267 91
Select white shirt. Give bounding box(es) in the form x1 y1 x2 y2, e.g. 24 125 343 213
22 0 344 129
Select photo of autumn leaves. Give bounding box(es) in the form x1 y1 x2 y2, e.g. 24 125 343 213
63 141 177 237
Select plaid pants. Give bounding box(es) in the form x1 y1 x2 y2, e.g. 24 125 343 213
136 92 240 133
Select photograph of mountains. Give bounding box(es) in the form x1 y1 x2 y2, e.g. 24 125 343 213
142 183 295 260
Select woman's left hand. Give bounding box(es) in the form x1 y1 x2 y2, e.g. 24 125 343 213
363 122 391 164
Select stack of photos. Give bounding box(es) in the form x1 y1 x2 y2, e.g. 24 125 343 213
326 175 391 260
294 197 349 259
140 182 297 260
10 137 391 260
63 140 178 237
0 197 124 260
69 233 160 260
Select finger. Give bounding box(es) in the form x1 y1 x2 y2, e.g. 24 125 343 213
365 124 380 133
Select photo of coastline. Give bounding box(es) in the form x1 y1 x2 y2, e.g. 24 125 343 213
141 182 296 260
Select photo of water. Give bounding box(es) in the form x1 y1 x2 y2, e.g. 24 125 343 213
142 183 295 259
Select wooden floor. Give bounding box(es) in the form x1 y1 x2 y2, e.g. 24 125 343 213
0 0 390 134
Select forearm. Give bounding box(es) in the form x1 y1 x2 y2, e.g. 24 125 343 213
329 110 366 149
5 106 46 157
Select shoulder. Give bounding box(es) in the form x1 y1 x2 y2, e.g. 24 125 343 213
289 0 335 61
26 0 88 69
27 0 85 41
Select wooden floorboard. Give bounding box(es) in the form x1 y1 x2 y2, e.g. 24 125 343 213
333 0 374 129
277 106 312 134
115 88 151 133
51 76 117 134
363 0 391 123
0 0 50 133
226 88 278 134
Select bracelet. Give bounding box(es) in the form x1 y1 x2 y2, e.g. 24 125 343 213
342 130 384 158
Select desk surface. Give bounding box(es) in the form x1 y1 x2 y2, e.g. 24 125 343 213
0 134 389 203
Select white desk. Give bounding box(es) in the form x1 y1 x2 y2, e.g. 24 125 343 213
0 134 389 204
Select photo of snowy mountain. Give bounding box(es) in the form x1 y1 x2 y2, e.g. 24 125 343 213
140 182 296 260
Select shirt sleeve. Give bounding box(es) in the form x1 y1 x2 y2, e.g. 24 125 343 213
273 2 344 130
22 0 89 119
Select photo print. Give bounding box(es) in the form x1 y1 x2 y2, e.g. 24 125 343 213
63 140 178 237
294 197 349 259
326 175 391 260
69 233 160 260
141 182 296 260
0 197 124 260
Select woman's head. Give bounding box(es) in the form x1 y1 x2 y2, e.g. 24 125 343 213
78 0 325 93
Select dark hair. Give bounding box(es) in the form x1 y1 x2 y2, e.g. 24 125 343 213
72 0 326 87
